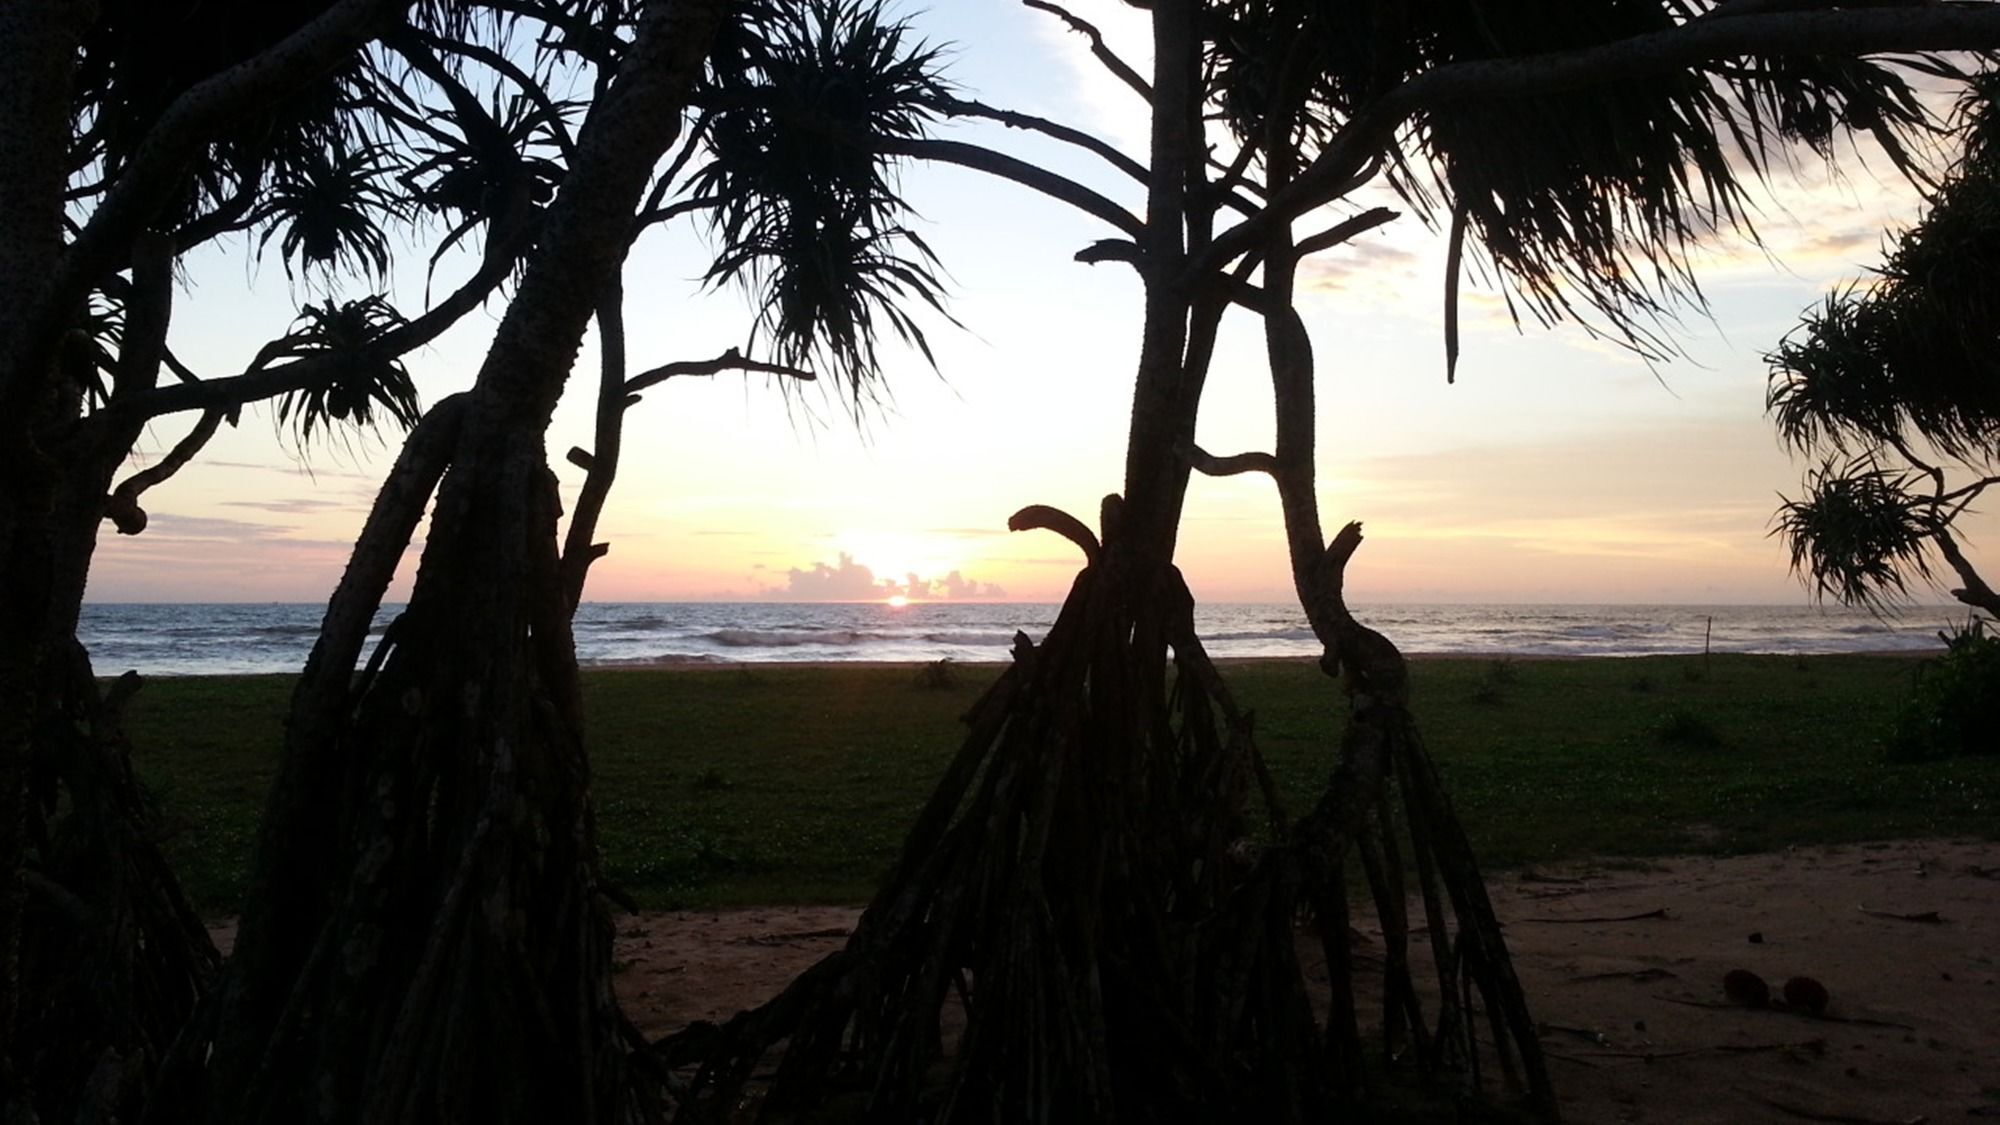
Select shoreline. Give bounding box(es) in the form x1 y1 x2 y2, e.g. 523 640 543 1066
83 603 1967 678
110 649 1940 679
584 648 1936 670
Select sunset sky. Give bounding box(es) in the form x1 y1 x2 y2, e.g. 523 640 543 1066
86 4 1994 606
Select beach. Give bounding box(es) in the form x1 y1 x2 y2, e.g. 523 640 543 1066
201 838 2000 1122
137 652 1999 1120
608 840 2000 1123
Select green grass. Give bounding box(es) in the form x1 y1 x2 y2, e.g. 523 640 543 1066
123 654 2000 915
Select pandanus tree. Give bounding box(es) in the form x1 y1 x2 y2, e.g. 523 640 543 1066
3 0 946 1119
162 2 955 1122
660 2 2000 1122
1770 72 2000 619
2 0 539 1117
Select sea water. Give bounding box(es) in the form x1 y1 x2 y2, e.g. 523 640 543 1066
74 601 1973 677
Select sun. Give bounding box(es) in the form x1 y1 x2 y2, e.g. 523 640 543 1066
885 594 909 609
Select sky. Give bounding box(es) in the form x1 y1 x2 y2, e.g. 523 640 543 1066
85 4 1996 607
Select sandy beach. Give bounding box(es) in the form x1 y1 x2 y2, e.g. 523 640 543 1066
610 839 2000 1123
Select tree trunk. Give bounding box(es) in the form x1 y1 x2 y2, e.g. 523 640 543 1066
1252 165 1555 1118
664 555 1318 1123
179 4 727 1121
663 2 1554 1118
10 459 223 1125
2 4 108 1120
5 198 225 1124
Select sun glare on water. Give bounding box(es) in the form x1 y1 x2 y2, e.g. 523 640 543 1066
886 595 910 609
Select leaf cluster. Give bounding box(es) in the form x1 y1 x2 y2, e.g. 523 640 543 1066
1773 457 1935 612
62 0 612 455
694 0 955 411
260 297 423 449
1888 615 2000 760
1767 74 2000 609
1204 0 1951 356
1770 81 2000 465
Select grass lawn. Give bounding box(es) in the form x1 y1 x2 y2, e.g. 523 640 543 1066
124 653 2000 914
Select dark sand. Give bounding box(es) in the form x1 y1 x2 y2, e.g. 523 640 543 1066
612 839 2000 1123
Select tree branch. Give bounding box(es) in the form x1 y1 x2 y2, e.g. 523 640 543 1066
1022 0 1152 103
1008 503 1101 565
884 137 1145 240
561 281 625 610
117 210 526 421
1294 206 1399 259
169 160 268 251
623 347 814 397
1934 523 2000 618
411 27 579 162
160 347 200 385
1940 474 2000 516
1193 5 2000 279
932 94 1148 184
1326 520 1364 573
1179 441 1280 478
633 193 719 232
637 111 712 227
26 0 404 397
102 409 226 535
111 232 174 402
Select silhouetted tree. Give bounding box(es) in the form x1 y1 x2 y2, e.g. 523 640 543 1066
661 3 2000 1122
4 0 947 1120
167 2 952 1122
1770 72 2000 619
3 2 511 1118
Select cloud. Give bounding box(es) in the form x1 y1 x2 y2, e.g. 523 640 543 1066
771 552 886 600
88 510 396 601
195 459 384 483
138 513 294 541
222 497 353 515
927 570 1007 600
1299 237 1423 296
921 526 1011 539
763 553 1006 600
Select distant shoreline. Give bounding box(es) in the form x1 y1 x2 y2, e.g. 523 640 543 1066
580 649 1935 670
84 601 1959 676
104 649 1939 679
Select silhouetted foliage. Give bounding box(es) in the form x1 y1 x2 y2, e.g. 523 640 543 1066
1770 74 2000 618
696 0 954 407
1889 617 2000 760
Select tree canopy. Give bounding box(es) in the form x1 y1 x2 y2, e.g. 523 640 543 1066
3 1 955 1120
1770 71 2000 618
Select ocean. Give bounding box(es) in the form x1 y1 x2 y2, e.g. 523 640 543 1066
74 601 1974 677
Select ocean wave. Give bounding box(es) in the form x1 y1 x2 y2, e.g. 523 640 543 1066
703 628 882 648
249 623 322 637
582 653 728 667
599 613 670 631
920 630 1021 647
1204 628 1319 643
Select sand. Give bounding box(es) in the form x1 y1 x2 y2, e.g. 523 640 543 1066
611 839 2000 1123
202 838 1997 1119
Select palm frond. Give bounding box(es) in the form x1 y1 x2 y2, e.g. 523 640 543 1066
1766 286 1903 454
1768 77 2000 466
1207 0 1962 358
692 0 955 412
257 296 423 450
69 290 127 412
1773 456 1936 611
256 141 407 284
